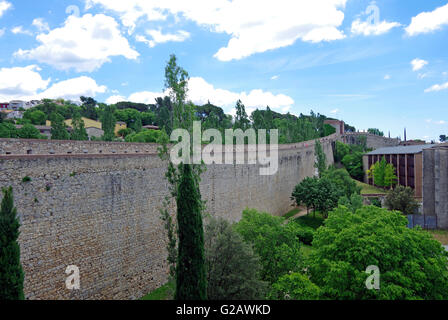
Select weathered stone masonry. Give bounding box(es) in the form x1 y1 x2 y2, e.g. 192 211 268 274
0 137 334 300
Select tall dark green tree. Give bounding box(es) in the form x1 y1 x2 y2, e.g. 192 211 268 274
234 100 250 131
50 112 69 140
175 164 207 300
0 187 24 300
314 140 327 178
100 104 117 141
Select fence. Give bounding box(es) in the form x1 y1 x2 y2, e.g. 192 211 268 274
407 214 438 229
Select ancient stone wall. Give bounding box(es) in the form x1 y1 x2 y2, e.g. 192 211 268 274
341 133 401 150
0 137 334 300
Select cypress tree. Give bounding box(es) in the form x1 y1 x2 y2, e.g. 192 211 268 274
0 187 25 300
175 164 207 300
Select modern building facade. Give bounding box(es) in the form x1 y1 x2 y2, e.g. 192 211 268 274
363 144 436 198
423 143 448 229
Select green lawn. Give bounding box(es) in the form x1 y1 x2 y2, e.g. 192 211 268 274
294 211 325 230
355 180 388 195
301 244 314 259
141 281 174 300
283 208 301 219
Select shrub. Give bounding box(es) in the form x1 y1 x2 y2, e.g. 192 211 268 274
22 176 31 183
204 217 268 300
269 273 321 300
309 206 448 300
385 185 419 215
235 209 302 284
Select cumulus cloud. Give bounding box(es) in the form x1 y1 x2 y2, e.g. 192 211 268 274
0 65 106 101
86 0 347 61
0 65 50 101
351 19 401 36
136 29 190 48
32 18 50 32
105 77 294 113
411 58 428 71
406 3 448 36
39 76 107 100
14 14 139 72
424 82 448 93
384 74 391 80
0 0 11 18
11 26 33 36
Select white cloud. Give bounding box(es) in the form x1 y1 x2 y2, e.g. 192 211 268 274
0 28 5 37
330 109 339 114
271 75 279 80
0 65 106 101
424 82 448 93
106 95 126 104
39 76 107 101
32 18 50 32
351 19 401 36
426 119 447 125
86 0 348 61
11 26 33 36
0 65 50 101
105 77 294 113
384 74 391 80
411 58 428 71
0 1 11 18
137 29 190 48
406 3 448 36
14 14 139 72
418 73 428 79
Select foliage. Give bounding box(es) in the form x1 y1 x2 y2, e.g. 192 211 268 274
342 152 365 181
115 101 150 112
204 217 268 300
294 226 315 246
100 104 117 141
17 124 46 140
70 111 88 141
367 156 397 189
338 193 364 213
141 281 175 300
0 123 18 138
292 177 339 218
0 187 25 300
384 185 419 215
367 128 384 136
309 206 448 300
269 273 321 300
23 110 46 125
234 100 250 131
334 141 350 163
234 209 302 284
80 96 99 120
125 129 167 144
440 135 447 143
322 167 361 199
117 128 133 138
314 140 327 178
50 112 69 140
323 124 336 137
175 164 207 300
294 212 325 230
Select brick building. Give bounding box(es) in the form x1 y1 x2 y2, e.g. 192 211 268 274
363 144 436 198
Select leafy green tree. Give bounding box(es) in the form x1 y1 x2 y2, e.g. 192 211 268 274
234 100 250 131
309 206 448 300
385 185 419 215
323 124 336 137
0 187 25 300
50 112 69 140
175 163 207 300
367 156 397 189
204 217 268 300
341 152 365 181
338 193 364 213
234 209 302 284
70 111 88 141
269 273 321 300
291 177 317 214
0 123 18 138
440 135 447 143
367 128 384 136
314 140 327 177
18 124 46 139
100 104 117 141
80 96 98 120
125 129 166 143
323 167 361 199
334 141 350 163
23 110 46 125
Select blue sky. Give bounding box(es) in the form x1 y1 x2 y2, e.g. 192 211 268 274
0 0 448 141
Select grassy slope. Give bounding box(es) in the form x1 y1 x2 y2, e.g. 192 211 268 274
355 180 388 195
141 281 174 300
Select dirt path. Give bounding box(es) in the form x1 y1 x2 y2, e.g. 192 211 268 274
289 206 309 220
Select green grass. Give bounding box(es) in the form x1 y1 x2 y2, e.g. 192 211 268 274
283 208 300 219
355 180 388 195
301 244 314 259
294 211 325 230
141 281 174 300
